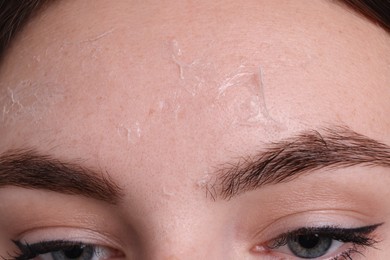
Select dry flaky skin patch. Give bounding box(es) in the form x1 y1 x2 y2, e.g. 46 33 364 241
170 39 280 127
0 36 284 146
0 80 64 126
0 22 287 147
217 64 273 125
0 28 116 129
116 121 142 145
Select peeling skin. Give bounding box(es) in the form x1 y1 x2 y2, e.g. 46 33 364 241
0 1 389 257
116 121 142 144
80 28 116 43
0 80 64 126
0 29 117 128
169 40 281 128
171 40 216 96
196 174 211 189
244 66 273 123
171 40 184 79
162 186 175 198
217 64 254 97
217 63 279 126
0 36 282 140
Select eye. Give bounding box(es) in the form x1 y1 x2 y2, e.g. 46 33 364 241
42 244 94 260
255 223 382 259
10 240 122 260
269 231 344 258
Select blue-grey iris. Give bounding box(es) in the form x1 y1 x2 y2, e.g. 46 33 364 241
288 234 332 258
51 245 94 260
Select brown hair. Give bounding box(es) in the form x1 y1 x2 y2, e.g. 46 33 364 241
0 0 389 60
0 0 52 60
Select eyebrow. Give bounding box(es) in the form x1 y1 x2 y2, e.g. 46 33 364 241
1 127 389 204
0 149 122 204
213 126 390 200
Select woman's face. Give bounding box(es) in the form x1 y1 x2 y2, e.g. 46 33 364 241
0 0 389 259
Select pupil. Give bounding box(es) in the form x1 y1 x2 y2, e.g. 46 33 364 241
298 234 320 249
288 233 333 258
63 246 85 259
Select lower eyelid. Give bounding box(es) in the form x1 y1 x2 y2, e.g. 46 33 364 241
253 239 376 260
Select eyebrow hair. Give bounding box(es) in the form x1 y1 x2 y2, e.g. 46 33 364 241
213 126 390 200
0 149 122 204
1 127 389 204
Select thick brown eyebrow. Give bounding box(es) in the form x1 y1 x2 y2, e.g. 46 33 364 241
0 149 122 204
1 127 389 204
213 126 390 200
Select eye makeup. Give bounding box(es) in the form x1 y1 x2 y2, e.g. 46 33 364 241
8 240 122 260
6 224 383 260
255 223 383 259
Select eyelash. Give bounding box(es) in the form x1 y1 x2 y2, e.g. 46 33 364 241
5 224 382 260
265 223 382 259
8 240 95 260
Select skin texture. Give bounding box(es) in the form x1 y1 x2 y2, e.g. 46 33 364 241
0 0 389 259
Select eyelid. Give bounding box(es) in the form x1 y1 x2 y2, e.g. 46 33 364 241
266 224 383 249
250 209 380 243
251 224 383 259
11 240 124 260
13 226 124 254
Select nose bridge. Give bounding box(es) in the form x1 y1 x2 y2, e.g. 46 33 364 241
122 164 234 259
145 235 221 260
137 202 231 260
144 217 217 259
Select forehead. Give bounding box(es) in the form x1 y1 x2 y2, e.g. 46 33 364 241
0 0 389 164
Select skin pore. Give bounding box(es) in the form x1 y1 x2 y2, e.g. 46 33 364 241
0 0 389 259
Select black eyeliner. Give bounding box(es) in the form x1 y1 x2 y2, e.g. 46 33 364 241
268 223 383 249
9 240 85 260
6 224 384 260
